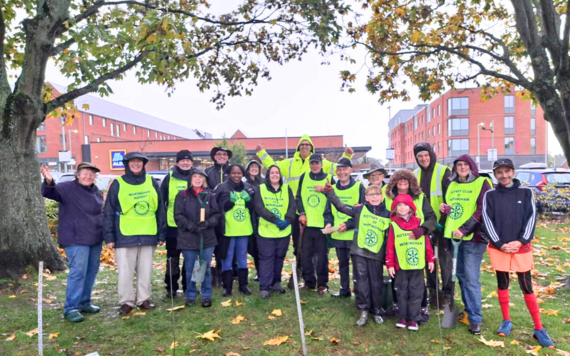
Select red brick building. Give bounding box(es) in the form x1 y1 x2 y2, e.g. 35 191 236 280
388 88 547 169
39 84 370 174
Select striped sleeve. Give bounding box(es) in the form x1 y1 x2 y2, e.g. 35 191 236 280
519 186 537 243
482 189 502 248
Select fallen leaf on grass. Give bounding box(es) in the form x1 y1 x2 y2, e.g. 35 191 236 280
562 318 570 324
311 335 324 341
8 295 16 299
5 334 16 341
267 315 276 320
430 339 440 344
305 330 313 336
196 329 221 341
300 300 308 304
49 332 60 339
133 312 146 316
166 305 185 312
264 336 288 346
540 309 559 316
486 291 498 298
330 337 341 345
122 316 130 320
43 273 57 281
170 341 178 349
155 347 165 352
232 315 246 324
271 309 282 317
557 349 570 356
221 299 232 307
25 328 39 337
511 340 522 345
226 353 241 356
482 304 493 308
526 346 542 355
478 336 504 348
235 301 244 306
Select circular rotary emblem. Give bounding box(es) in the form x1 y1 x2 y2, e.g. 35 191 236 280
450 203 464 220
406 247 420 267
270 208 282 219
134 201 150 216
233 208 247 222
336 211 347 220
307 194 320 208
364 229 378 248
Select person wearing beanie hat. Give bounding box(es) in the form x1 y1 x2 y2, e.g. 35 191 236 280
103 151 166 315
160 150 194 297
413 142 453 311
386 194 436 331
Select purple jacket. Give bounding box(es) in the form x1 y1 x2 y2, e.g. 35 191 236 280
41 179 104 247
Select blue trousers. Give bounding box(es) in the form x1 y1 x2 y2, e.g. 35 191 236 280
182 246 215 300
456 241 487 324
222 236 249 271
63 243 102 314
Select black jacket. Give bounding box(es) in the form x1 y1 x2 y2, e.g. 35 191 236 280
103 166 167 247
326 190 391 261
214 179 256 236
324 177 365 230
160 166 191 238
205 163 230 190
174 188 220 250
254 181 297 227
295 170 334 217
482 179 537 250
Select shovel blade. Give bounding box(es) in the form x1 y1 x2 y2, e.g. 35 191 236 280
191 261 207 283
441 303 459 329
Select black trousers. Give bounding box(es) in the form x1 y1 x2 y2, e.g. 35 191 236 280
392 276 428 308
426 233 453 297
395 269 424 321
165 238 187 292
292 214 301 258
301 227 329 289
352 254 384 315
257 236 290 291
336 247 351 294
248 235 260 275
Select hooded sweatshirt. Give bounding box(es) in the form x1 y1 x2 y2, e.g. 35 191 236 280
103 163 167 247
414 143 451 219
253 165 297 228
385 194 436 271
244 160 263 187
443 154 491 243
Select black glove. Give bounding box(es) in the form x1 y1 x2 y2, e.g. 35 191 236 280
197 221 209 231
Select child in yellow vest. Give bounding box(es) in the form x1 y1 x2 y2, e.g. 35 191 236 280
386 194 436 331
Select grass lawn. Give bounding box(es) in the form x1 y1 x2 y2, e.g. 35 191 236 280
1 218 570 356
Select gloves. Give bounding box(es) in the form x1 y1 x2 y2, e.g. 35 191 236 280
275 219 290 231
197 221 209 231
436 222 444 232
240 190 251 202
411 227 425 239
230 191 239 203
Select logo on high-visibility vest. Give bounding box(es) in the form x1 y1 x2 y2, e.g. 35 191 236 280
307 194 320 208
406 247 420 266
270 208 281 219
234 208 246 222
364 229 378 248
134 201 150 216
450 203 464 220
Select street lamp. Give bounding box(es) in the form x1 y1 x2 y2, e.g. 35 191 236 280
477 122 484 169
481 121 495 166
68 130 78 170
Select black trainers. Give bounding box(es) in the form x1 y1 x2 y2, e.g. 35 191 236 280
202 298 212 308
185 299 196 307
419 307 430 325
469 323 481 335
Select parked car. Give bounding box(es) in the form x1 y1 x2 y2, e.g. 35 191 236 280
55 173 118 191
147 171 169 185
478 170 498 186
514 169 570 191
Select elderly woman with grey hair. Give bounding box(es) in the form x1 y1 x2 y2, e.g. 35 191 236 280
41 162 104 323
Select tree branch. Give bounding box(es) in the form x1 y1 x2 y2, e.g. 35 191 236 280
49 38 76 56
536 0 562 69
44 51 148 113
560 0 570 73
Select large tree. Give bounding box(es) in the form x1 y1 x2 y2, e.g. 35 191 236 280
341 0 570 162
0 0 348 275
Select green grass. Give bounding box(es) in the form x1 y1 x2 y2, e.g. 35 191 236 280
1 218 570 356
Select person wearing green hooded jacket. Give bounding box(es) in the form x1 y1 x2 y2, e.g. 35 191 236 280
255 135 354 281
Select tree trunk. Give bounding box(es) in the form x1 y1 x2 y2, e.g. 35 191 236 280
0 117 66 276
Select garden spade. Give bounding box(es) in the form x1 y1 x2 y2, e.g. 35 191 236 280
442 238 463 328
191 191 209 283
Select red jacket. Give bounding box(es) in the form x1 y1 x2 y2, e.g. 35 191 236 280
386 194 436 270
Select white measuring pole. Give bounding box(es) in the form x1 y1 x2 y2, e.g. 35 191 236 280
291 262 307 355
38 261 44 356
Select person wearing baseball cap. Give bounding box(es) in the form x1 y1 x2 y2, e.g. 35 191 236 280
160 150 194 297
323 157 365 298
296 154 335 295
482 158 554 348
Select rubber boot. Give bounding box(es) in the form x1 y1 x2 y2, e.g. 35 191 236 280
356 310 369 327
222 270 233 297
238 268 252 295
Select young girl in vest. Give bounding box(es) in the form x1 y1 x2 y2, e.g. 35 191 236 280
386 194 436 331
321 183 391 327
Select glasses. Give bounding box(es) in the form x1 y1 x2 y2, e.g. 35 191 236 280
79 172 97 178
369 173 383 178
299 143 311 147
215 152 228 157
366 193 382 197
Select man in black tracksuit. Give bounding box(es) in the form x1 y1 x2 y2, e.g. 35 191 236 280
205 147 232 287
160 150 194 296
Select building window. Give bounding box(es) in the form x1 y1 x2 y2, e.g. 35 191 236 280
448 118 469 136
504 137 515 155
38 122 46 131
36 135 47 153
133 126 137 135
438 124 441 135
102 118 106 127
504 116 515 134
433 108 436 118
110 124 114 136
504 95 515 114
414 116 418 130
89 115 93 126
155 131 158 139
448 138 469 156
116 124 120 138
84 135 89 144
147 130 150 138
427 129 430 138
531 102 536 116
438 104 441 115
531 118 536 136
447 97 469 115
97 137 101 142
531 138 536 155
167 135 170 140
123 123 127 131
438 142 441 154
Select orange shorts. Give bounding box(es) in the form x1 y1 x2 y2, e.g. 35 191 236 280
488 246 534 273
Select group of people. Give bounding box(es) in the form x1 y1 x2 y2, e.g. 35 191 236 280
40 136 555 349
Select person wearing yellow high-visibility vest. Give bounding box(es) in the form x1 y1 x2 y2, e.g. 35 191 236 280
253 165 297 299
160 150 193 297
413 142 452 309
323 157 365 298
296 155 334 295
439 155 491 336
386 194 436 331
255 135 354 269
382 169 436 324
103 152 166 316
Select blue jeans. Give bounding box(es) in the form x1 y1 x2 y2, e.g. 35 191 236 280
182 247 215 300
222 236 249 271
456 241 487 324
63 243 102 314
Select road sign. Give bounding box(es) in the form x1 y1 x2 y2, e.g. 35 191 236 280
58 151 71 162
386 148 395 160
487 149 497 161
